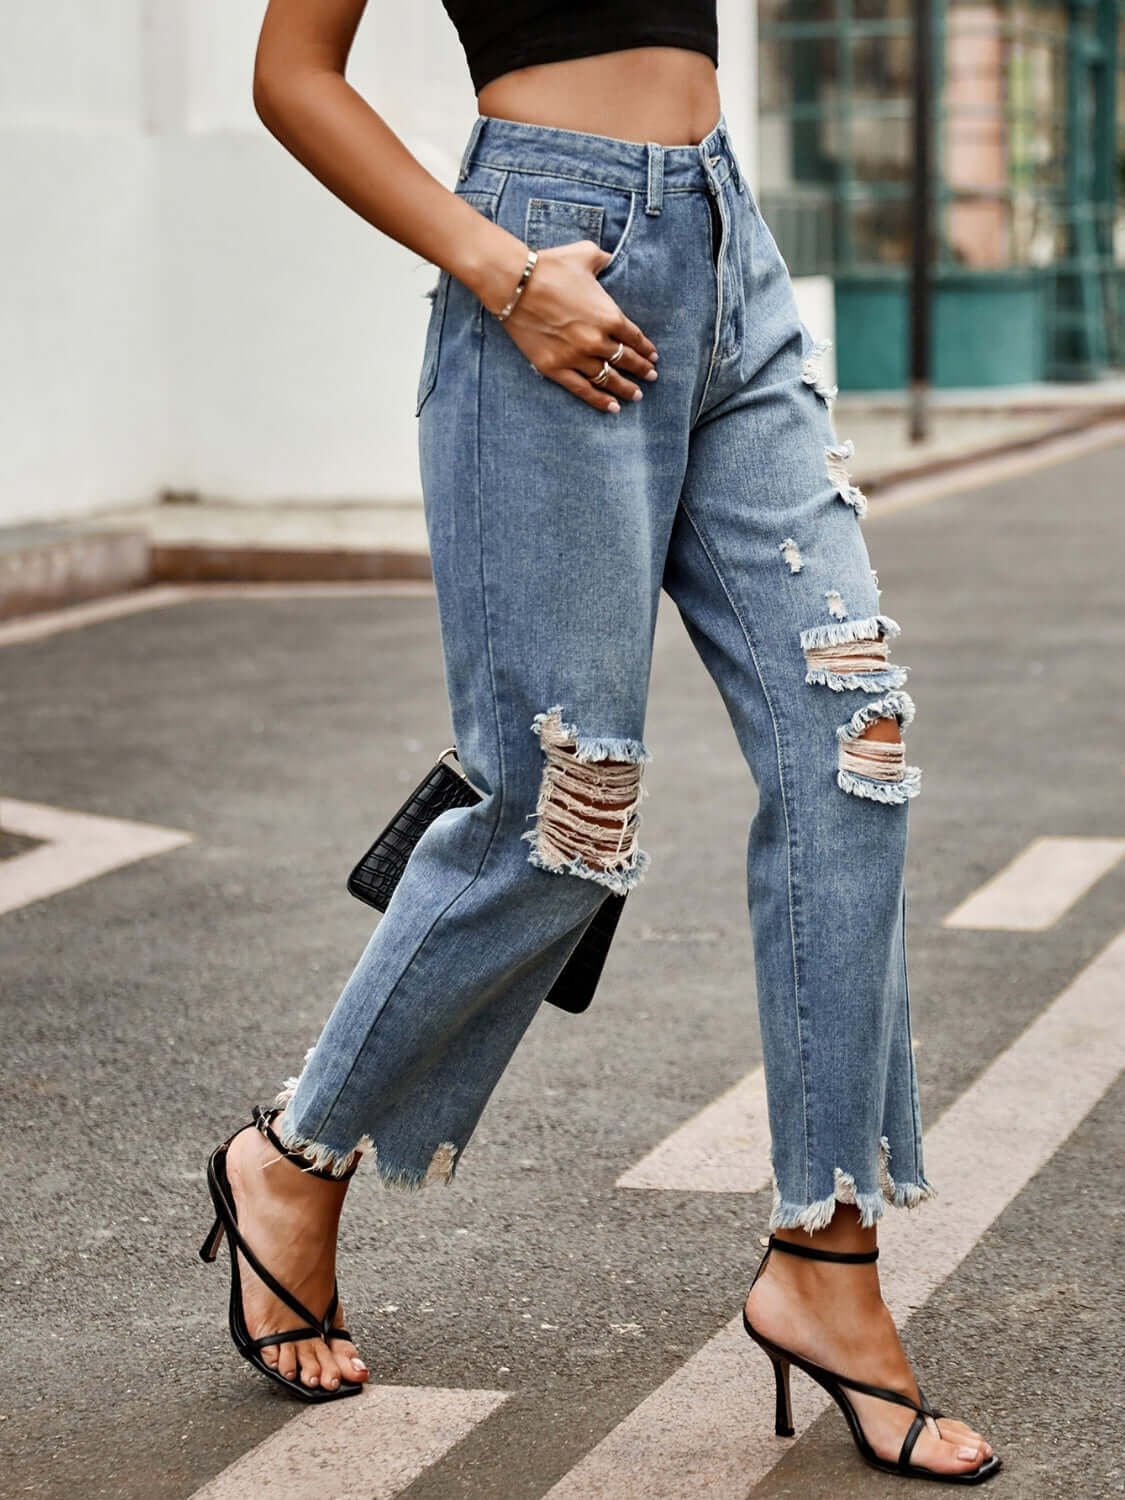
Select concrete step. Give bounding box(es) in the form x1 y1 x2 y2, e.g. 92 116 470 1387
0 526 149 621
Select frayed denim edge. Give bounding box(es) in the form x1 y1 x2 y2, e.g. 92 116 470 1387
523 837 651 894
837 764 923 803
800 613 901 652
769 1142 938 1232
530 704 653 764
836 688 916 738
805 665 910 693
271 1067 458 1190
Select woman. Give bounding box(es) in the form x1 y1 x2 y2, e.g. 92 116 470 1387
201 0 999 1484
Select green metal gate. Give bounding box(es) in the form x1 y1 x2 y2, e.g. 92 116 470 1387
756 0 1125 386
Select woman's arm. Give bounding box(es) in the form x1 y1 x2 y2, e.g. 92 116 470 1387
253 0 658 411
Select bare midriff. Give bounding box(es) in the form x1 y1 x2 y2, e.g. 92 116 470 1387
477 46 722 148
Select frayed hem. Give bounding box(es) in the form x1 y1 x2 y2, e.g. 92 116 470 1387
374 1141 459 1191
273 1103 374 1180
523 834 650 894
769 1188 939 1232
770 1152 938 1232
273 1065 458 1188
275 1103 459 1189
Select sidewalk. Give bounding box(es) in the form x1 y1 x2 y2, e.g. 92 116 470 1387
4 381 1124 619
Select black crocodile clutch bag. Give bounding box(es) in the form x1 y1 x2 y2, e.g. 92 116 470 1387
346 748 626 1014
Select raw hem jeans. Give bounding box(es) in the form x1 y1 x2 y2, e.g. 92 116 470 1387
276 112 937 1230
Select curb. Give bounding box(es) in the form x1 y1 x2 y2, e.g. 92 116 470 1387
3 406 1123 623
0 528 150 622
858 406 1125 494
150 543 432 586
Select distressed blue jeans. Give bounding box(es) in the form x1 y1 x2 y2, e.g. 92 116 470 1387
277 112 936 1230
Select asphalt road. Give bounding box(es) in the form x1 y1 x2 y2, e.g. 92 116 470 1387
2 438 1123 1499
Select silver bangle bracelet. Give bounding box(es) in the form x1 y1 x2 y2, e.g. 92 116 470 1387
494 248 539 322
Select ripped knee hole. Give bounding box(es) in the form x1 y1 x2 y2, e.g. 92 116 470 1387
521 706 651 893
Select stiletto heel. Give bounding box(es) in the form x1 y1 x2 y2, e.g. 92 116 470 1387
199 1215 225 1263
743 1236 1001 1484
201 1106 364 1403
770 1354 795 1438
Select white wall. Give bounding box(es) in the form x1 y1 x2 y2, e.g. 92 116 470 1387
2 1 762 527
158 0 476 507
1 2 167 526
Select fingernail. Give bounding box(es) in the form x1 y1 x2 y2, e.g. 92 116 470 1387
956 1447 979 1462
607 401 621 413
352 1358 368 1372
631 389 643 401
650 350 660 360
307 1375 319 1386
645 370 659 381
327 1378 339 1389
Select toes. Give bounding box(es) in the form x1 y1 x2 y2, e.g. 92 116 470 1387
913 1425 990 1475
937 1418 993 1459
295 1339 322 1388
276 1341 298 1383
329 1335 368 1384
953 1443 988 1468
946 1438 989 1473
317 1343 344 1392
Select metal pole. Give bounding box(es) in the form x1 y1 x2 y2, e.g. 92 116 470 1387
909 0 934 442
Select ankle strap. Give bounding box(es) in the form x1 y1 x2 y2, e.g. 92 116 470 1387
768 1233 878 1265
252 1104 359 1181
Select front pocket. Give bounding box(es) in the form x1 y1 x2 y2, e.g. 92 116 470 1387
522 190 637 277
414 271 450 417
525 198 604 252
414 189 499 417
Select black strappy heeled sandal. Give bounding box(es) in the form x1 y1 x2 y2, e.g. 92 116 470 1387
743 1235 1001 1485
200 1105 364 1403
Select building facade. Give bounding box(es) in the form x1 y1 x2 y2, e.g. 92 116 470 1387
757 0 1125 387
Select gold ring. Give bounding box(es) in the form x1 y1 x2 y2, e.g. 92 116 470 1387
609 342 625 365
592 361 612 387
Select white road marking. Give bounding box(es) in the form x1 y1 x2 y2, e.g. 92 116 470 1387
616 1067 772 1193
0 799 192 916
0 580 434 647
942 835 1125 930
189 1384 508 1500
0 585 190 645
618 835 1124 1197
546 926 1125 1499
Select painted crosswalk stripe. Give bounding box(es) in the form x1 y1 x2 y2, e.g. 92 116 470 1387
617 836 1125 1198
616 1066 772 1194
942 835 1125 931
545 926 1125 1499
0 799 191 916
189 1384 508 1500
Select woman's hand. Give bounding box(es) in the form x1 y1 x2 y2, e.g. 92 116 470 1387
499 241 659 413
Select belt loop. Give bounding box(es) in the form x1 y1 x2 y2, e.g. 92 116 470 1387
458 114 486 182
645 142 664 216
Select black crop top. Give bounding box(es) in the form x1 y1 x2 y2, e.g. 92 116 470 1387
441 1 719 95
